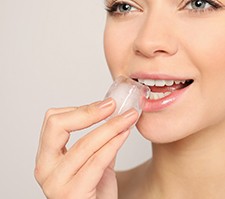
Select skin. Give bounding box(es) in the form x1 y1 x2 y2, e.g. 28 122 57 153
35 0 225 198
35 99 139 199
104 0 225 198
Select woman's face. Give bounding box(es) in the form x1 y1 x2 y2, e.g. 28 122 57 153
104 0 225 143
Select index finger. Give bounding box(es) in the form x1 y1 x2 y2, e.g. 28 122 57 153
37 98 116 163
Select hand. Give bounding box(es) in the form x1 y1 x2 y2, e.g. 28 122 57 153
34 98 138 199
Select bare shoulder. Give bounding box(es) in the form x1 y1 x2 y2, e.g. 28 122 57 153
116 160 151 199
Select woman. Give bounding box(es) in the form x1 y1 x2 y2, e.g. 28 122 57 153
35 0 225 198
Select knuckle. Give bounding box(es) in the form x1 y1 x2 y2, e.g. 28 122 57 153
78 104 99 124
45 108 58 120
34 164 45 184
46 114 61 129
34 166 41 182
84 104 97 116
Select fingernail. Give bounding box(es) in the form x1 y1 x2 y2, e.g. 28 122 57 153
97 98 114 109
122 109 138 119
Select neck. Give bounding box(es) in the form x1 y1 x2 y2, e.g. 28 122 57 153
146 122 225 198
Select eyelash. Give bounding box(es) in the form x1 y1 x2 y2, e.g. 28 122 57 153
105 0 223 16
182 0 223 13
105 1 140 16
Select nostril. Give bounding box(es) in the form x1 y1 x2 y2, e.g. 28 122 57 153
133 29 178 58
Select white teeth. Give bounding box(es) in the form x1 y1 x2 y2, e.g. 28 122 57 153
165 80 174 86
149 92 172 100
139 79 155 86
164 92 171 97
138 79 145 84
138 79 187 87
155 80 166 87
137 78 188 100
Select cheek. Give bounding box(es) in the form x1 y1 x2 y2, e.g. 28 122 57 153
104 20 137 77
179 17 225 75
176 16 225 120
181 18 225 110
104 28 122 76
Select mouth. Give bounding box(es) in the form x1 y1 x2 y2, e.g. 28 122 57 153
134 78 194 100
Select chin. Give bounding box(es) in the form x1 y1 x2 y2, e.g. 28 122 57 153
136 115 193 144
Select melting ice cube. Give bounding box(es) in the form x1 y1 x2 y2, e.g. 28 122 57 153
104 76 150 120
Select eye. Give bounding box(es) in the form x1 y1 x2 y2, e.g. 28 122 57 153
183 0 222 12
117 3 133 13
105 1 140 16
188 0 210 9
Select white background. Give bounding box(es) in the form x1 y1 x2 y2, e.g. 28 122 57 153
0 0 151 198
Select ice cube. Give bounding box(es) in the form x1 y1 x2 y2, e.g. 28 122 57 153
104 76 150 121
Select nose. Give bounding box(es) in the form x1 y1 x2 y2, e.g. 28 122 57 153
133 13 178 58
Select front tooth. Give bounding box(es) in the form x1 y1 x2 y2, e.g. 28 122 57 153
138 79 146 84
165 80 174 86
155 80 166 87
143 79 155 86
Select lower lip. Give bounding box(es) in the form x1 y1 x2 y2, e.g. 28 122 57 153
142 85 191 112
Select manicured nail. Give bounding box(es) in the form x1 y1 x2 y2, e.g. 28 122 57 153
97 98 114 109
122 109 138 119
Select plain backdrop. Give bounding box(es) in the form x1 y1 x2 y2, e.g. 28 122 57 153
0 0 151 198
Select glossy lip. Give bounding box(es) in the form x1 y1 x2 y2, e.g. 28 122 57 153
130 73 194 112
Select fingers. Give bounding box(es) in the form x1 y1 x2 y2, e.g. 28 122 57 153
35 99 116 183
39 98 115 155
35 97 139 197
52 109 138 182
35 106 80 184
36 106 78 159
43 130 131 198
73 130 130 188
